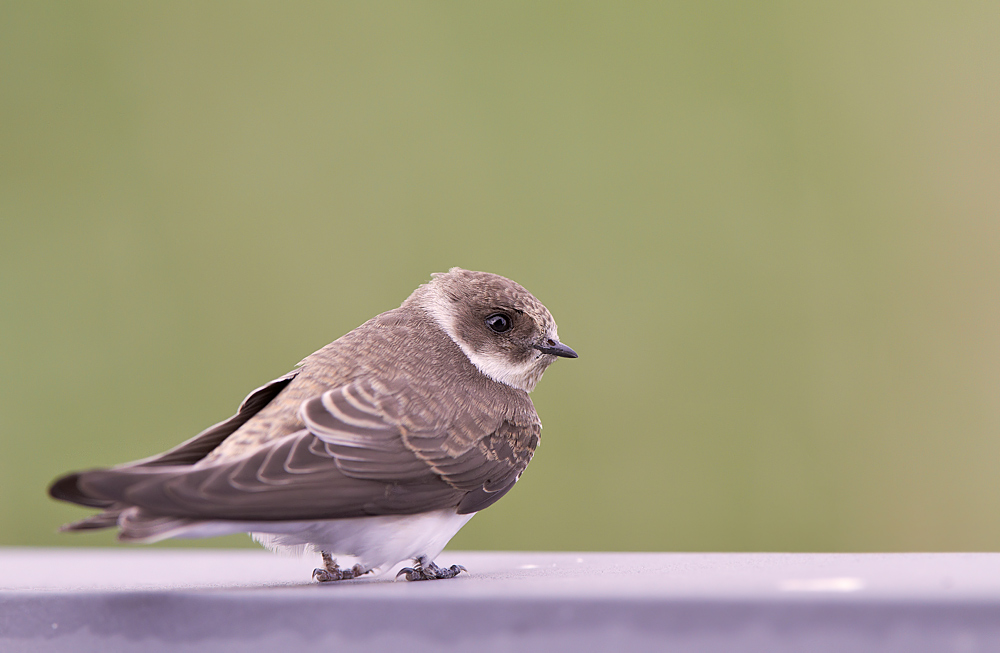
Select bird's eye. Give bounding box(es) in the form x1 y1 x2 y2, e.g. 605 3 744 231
485 313 512 333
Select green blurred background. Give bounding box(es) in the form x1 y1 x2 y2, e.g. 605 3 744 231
2 2 999 553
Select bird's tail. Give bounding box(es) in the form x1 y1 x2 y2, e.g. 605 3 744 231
49 471 116 509
49 469 197 542
49 470 123 532
58 510 122 532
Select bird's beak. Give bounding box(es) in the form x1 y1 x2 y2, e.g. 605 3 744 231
533 340 578 358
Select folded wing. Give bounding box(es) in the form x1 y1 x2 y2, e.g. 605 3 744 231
57 377 540 525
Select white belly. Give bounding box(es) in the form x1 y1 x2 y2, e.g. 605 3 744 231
184 509 477 575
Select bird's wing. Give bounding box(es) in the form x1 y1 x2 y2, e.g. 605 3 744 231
302 379 540 513
67 378 540 521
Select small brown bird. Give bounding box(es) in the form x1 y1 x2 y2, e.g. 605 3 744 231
49 268 577 582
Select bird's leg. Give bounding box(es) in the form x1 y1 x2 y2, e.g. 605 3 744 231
395 555 467 581
312 551 368 582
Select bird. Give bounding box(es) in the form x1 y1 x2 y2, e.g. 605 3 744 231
49 268 577 582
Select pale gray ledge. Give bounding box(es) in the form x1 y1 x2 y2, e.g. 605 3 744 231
3 549 1000 652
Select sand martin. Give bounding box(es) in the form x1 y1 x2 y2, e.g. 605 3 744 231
49 268 577 582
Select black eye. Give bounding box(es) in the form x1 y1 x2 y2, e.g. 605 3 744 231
485 313 512 333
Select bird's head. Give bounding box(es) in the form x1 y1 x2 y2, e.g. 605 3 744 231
411 267 577 392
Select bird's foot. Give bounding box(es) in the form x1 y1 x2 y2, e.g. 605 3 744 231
313 551 368 583
395 556 466 581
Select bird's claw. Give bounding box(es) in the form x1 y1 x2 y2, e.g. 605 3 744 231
313 558 367 583
396 560 466 581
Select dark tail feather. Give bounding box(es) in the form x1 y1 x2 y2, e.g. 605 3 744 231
48 471 116 509
58 510 122 532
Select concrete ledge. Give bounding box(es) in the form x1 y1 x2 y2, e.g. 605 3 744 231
3 549 1000 652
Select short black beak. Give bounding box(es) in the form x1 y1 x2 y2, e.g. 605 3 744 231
533 341 578 358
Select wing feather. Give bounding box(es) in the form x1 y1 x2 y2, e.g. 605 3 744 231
67 378 540 521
